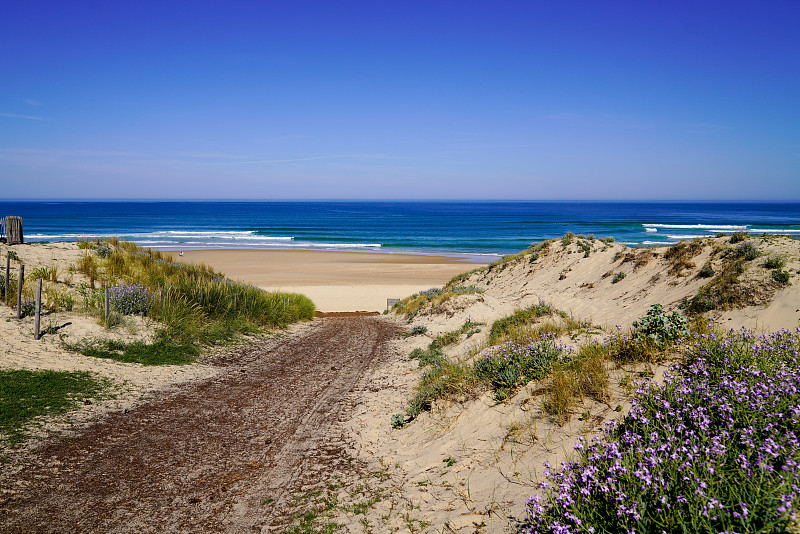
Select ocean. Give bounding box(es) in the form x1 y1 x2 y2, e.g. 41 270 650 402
2 200 799 258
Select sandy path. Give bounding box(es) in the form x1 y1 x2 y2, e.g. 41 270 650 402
0 316 400 533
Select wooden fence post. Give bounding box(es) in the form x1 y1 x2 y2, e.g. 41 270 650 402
34 279 42 339
4 255 9 306
16 264 24 319
104 283 110 326
5 216 24 245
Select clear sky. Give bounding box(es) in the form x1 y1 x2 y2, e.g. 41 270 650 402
1 1 798 200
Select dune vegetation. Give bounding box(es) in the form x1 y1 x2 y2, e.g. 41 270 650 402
69 238 315 364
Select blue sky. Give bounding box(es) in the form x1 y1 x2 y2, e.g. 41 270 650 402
1 1 798 200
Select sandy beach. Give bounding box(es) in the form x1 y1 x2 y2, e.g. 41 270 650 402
164 249 487 312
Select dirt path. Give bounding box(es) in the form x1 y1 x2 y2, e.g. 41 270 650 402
0 316 401 533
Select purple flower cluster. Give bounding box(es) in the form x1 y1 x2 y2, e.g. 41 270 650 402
108 282 152 316
522 328 800 533
418 287 444 298
476 334 568 387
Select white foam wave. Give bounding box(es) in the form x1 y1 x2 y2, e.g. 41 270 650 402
748 228 800 234
666 234 716 240
645 227 657 232
643 224 749 231
27 231 294 242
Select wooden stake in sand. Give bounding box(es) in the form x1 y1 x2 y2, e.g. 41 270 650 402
16 264 24 319
4 254 9 306
104 283 110 326
34 278 42 340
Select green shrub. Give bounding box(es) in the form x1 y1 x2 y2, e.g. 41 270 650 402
631 304 688 348
17 299 35 318
107 282 152 315
29 266 52 280
772 269 790 284
612 272 626 283
735 241 760 260
402 325 428 338
698 262 715 278
729 231 748 243
762 256 786 269
405 359 476 419
523 329 800 533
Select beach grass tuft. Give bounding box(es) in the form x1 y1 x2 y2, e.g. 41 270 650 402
70 239 315 361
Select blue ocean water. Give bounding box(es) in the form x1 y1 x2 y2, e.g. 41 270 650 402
2 201 800 258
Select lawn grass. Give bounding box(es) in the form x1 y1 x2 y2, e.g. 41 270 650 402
0 369 109 445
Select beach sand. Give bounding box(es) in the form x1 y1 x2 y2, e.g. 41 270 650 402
164 250 486 312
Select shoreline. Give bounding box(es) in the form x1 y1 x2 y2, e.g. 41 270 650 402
163 249 488 312
155 245 500 264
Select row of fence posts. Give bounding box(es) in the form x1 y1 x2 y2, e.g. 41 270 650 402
2 251 112 340
2 254 38 337
2 255 253 339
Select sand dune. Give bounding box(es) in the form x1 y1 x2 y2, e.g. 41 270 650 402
2 236 798 532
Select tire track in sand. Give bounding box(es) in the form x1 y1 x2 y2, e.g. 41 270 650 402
0 316 400 533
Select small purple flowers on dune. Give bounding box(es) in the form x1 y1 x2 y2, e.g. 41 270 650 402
108 282 152 315
522 328 800 533
474 334 568 400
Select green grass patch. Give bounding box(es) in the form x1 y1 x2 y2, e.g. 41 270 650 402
488 302 560 344
0 369 109 445
71 337 199 365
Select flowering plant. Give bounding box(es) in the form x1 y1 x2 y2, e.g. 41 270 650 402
522 328 800 533
108 282 151 315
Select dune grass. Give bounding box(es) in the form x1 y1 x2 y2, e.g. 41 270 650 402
399 304 689 427
71 239 315 361
0 369 109 445
392 285 483 319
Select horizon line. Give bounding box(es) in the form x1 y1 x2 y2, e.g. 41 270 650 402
2 198 800 203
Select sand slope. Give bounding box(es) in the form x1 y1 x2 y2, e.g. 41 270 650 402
338 235 799 532
1 236 798 532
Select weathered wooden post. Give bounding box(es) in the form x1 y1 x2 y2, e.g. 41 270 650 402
5 216 23 245
34 279 42 339
16 264 24 319
104 283 110 326
4 254 9 305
